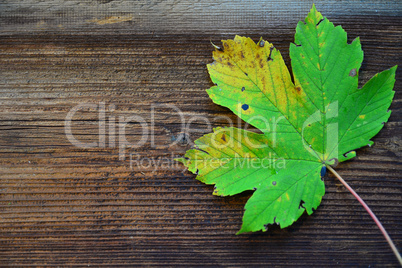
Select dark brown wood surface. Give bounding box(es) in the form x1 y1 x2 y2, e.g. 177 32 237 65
0 1 401 267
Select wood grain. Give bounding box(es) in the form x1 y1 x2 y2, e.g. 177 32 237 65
0 1 401 266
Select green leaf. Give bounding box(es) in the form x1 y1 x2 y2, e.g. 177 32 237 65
176 4 397 234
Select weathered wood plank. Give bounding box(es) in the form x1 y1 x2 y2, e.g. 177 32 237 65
1 0 401 35
0 1 401 267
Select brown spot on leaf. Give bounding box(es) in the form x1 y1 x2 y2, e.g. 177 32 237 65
349 68 357 77
259 59 264 69
221 134 226 142
295 86 302 93
227 62 233 67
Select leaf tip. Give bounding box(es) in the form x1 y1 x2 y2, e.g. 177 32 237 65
174 157 185 163
175 157 192 169
306 4 324 25
235 230 244 235
311 3 317 10
236 225 257 235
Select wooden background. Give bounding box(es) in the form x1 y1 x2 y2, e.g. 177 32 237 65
1 0 401 266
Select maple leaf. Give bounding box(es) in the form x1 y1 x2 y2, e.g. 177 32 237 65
176 5 397 234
